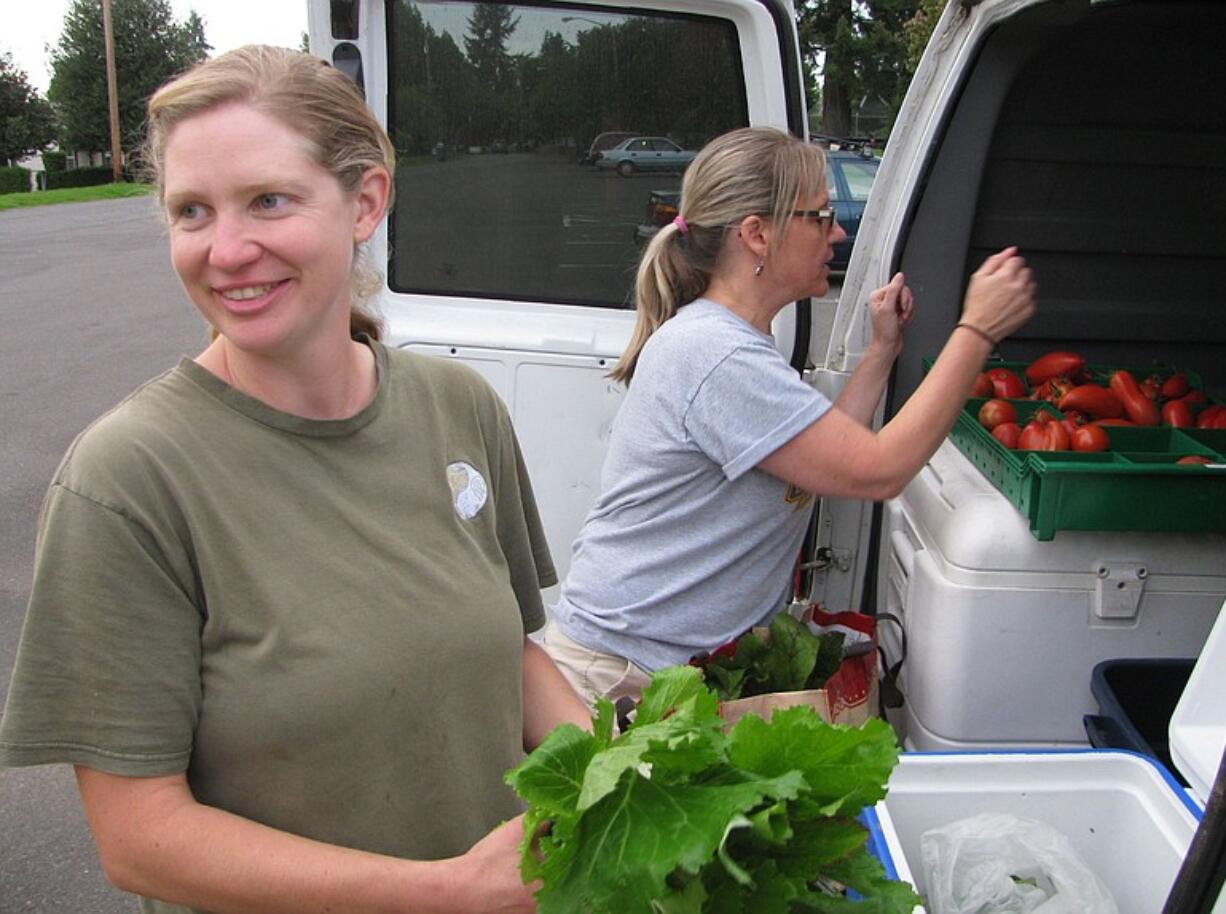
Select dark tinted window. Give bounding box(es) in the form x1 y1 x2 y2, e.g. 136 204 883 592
387 1 748 308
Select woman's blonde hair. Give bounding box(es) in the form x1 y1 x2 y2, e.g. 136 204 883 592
143 45 395 340
610 127 826 384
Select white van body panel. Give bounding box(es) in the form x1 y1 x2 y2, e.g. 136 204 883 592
309 0 805 581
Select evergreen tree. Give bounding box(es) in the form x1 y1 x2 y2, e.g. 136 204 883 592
798 0 923 139
463 3 518 144
0 52 57 165
47 0 210 156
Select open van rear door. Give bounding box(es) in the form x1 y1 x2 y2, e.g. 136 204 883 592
308 0 808 582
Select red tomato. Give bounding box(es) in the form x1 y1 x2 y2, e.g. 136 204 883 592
1025 351 1085 385
991 422 1021 449
1092 418 1135 427
970 373 995 398
978 399 1018 430
986 367 1027 398
1018 416 1071 451
1197 405 1225 429
1071 425 1111 452
1030 377 1075 405
1108 370 1160 426
1162 400 1194 428
1176 455 1212 466
1181 390 1207 407
1057 384 1124 419
1140 375 1163 403
1161 373 1190 400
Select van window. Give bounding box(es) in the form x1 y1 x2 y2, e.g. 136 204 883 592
386 2 748 308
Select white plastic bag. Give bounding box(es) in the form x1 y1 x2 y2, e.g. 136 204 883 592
920 812 1119 914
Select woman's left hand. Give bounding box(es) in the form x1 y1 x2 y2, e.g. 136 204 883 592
868 272 914 355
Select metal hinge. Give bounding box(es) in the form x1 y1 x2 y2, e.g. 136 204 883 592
802 546 852 573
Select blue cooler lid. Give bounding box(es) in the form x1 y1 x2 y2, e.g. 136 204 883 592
1170 597 1226 806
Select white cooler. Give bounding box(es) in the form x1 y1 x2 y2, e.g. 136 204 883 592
881 438 1226 751
867 597 1226 913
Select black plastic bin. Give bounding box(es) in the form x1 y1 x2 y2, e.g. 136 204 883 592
1083 658 1196 786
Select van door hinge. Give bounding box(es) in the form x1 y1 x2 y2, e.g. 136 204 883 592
1093 561 1147 620
805 546 852 573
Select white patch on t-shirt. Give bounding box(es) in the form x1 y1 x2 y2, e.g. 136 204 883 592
446 461 488 520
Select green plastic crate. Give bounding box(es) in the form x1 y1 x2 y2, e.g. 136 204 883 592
947 394 1226 540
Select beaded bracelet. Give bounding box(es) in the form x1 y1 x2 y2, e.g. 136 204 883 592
955 322 997 347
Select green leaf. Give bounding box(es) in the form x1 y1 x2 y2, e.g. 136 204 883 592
759 614 821 692
505 723 597 815
765 815 870 877
745 800 794 846
806 630 846 691
592 696 617 743
704 662 746 700
578 716 720 810
651 874 708 914
791 850 923 913
537 767 808 914
726 711 900 814
697 616 847 699
634 665 720 727
509 669 914 914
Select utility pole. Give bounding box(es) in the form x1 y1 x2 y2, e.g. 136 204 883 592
102 0 123 182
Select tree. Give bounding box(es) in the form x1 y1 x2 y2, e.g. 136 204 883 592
464 3 519 144
0 52 58 165
47 0 210 156
798 0 920 139
903 0 945 73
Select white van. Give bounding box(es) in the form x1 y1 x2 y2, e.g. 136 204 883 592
308 0 1226 751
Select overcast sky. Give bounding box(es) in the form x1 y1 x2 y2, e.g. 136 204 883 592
3 0 310 93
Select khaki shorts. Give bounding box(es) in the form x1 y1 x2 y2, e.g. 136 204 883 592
539 618 652 710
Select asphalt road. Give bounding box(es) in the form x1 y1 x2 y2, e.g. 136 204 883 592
0 190 841 911
0 195 209 913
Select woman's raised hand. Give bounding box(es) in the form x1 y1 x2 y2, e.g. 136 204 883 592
867 272 915 356
960 247 1037 344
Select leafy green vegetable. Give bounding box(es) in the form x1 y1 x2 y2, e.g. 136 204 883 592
505 666 920 914
696 613 847 701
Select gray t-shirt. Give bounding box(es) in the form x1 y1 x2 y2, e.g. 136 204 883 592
553 298 831 671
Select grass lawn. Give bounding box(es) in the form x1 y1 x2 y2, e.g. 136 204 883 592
0 182 155 212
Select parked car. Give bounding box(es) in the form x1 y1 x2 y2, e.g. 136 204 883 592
823 147 879 271
594 136 698 176
632 145 879 272
579 131 638 166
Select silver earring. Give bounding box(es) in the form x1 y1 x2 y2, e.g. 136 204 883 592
754 260 765 277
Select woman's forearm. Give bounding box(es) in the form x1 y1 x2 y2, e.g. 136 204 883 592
74 767 523 914
832 340 899 426
873 326 993 475
522 637 592 749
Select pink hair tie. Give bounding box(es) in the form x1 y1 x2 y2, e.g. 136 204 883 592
672 215 688 235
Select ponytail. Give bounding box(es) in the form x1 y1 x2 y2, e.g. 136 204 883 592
609 127 825 385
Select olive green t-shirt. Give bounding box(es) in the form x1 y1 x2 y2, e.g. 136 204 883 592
0 341 554 913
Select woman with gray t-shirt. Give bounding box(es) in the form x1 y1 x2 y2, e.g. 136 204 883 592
541 127 1035 707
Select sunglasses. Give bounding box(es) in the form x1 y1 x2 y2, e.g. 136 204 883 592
790 207 838 228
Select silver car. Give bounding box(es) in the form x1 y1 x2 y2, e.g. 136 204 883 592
594 136 698 177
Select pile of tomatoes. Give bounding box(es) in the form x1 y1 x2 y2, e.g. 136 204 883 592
971 350 1225 459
